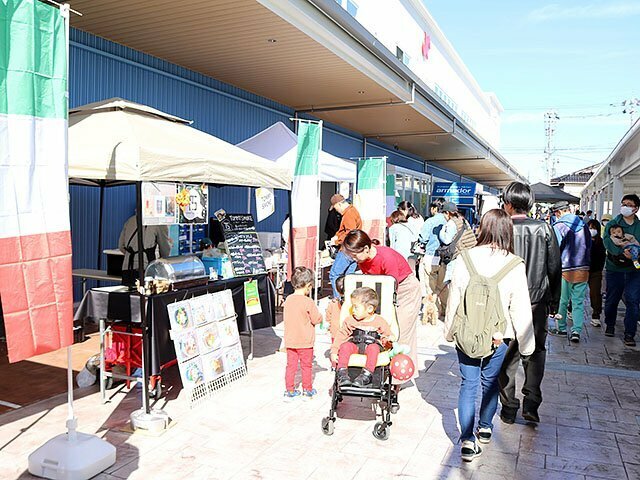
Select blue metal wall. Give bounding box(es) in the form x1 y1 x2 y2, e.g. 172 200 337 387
68 29 462 295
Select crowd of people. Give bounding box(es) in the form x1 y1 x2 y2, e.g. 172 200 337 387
281 181 640 462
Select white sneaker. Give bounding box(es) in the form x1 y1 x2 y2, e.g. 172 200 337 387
476 427 492 444
590 318 601 327
461 440 482 462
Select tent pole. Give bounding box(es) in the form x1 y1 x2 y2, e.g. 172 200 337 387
287 189 294 269
135 181 150 414
129 186 169 433
97 180 105 283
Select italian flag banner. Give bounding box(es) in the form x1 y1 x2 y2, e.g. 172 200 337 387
0 0 73 363
289 121 321 271
354 157 386 243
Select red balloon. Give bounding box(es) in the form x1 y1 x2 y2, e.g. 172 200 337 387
389 354 414 381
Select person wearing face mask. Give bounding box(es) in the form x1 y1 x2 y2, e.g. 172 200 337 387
550 201 591 343
602 194 640 346
587 219 606 327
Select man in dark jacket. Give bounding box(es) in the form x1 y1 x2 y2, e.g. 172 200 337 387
551 200 591 343
498 182 562 424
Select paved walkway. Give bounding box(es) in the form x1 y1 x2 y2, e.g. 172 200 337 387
1 311 639 479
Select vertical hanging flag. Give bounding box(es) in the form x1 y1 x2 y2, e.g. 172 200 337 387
385 173 396 218
289 121 321 271
354 157 386 243
0 0 73 362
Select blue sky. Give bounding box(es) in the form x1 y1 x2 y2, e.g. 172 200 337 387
424 1 640 182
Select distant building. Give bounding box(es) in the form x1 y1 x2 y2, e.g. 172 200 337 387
551 163 602 200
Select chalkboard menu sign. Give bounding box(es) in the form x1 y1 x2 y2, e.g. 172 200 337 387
220 213 256 233
220 213 266 276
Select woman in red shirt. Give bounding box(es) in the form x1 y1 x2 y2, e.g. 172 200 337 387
342 230 421 385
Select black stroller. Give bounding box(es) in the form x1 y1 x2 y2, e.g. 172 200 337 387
321 274 400 440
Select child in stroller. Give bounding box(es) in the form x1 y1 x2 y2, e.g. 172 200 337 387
322 274 400 440
331 287 392 388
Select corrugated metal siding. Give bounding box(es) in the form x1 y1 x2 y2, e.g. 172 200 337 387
68 29 460 298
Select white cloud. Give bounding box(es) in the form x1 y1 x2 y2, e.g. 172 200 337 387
529 2 640 22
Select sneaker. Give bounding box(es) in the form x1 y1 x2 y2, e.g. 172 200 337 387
605 326 615 337
336 368 352 387
624 335 636 347
570 332 580 343
590 318 601 327
460 440 482 462
302 388 317 398
476 427 492 444
283 389 300 401
549 328 567 336
352 369 373 388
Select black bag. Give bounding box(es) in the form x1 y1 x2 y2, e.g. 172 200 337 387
410 240 426 256
607 252 632 268
436 221 467 265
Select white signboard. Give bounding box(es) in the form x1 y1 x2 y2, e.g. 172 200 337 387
255 187 275 222
166 290 246 406
142 182 178 225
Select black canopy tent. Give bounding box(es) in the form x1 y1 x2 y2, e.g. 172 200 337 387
530 182 580 204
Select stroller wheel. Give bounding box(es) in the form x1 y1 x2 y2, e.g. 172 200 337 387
372 421 390 440
321 417 335 436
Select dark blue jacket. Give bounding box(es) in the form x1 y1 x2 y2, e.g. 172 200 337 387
552 213 591 271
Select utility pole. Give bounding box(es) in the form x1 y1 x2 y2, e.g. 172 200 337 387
543 111 559 183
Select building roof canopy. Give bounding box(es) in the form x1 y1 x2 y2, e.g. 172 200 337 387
68 0 523 187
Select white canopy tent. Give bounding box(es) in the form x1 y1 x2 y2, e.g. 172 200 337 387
69 98 291 189
236 121 356 183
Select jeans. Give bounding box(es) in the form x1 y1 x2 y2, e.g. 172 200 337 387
285 348 314 391
457 342 507 442
499 302 547 416
329 250 357 298
558 280 587 334
604 270 640 337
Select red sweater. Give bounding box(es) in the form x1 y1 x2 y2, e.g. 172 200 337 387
358 245 413 285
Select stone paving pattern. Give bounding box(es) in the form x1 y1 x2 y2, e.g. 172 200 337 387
1 311 639 479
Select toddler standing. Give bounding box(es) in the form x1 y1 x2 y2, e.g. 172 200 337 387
283 266 322 399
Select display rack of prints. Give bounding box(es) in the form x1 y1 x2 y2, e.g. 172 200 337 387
220 213 267 276
167 289 246 407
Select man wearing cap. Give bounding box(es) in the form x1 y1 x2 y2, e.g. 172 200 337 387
550 200 591 343
328 194 362 298
498 182 561 425
602 194 640 346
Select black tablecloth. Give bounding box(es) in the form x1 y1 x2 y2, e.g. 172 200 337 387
75 274 275 374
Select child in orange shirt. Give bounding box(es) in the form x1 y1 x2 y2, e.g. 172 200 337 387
283 266 322 399
331 287 391 388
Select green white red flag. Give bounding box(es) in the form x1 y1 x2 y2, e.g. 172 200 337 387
289 121 321 271
0 0 73 362
355 157 387 243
